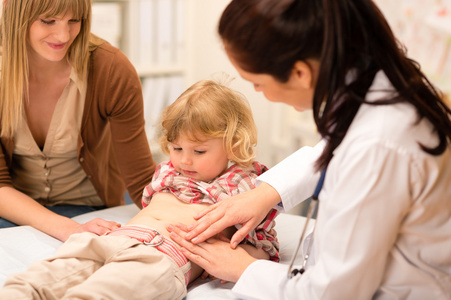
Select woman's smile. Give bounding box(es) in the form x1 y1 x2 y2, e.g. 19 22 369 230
46 42 67 50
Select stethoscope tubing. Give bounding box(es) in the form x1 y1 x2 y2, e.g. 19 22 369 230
287 167 327 279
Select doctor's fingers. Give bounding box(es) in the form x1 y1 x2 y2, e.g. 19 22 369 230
187 199 248 243
193 202 219 221
170 231 211 262
230 222 258 249
186 213 233 244
179 239 221 265
181 238 252 283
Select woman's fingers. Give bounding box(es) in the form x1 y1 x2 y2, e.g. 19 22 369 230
186 199 244 243
185 185 279 246
169 223 256 283
189 217 235 244
192 202 220 220
173 223 190 232
180 238 254 283
79 218 121 235
230 222 257 248
186 204 226 239
168 225 208 256
168 224 189 238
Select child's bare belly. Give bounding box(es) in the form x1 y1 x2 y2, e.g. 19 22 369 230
125 192 211 282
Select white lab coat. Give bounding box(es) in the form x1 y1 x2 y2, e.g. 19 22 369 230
233 71 451 299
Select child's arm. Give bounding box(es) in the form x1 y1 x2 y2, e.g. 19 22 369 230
221 226 270 260
238 244 270 260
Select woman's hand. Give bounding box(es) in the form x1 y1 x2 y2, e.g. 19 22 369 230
168 224 256 283
200 270 229 284
58 218 121 242
75 218 121 236
0 186 121 241
185 182 281 248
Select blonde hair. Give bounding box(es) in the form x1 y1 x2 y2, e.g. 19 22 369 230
0 0 103 137
160 79 258 167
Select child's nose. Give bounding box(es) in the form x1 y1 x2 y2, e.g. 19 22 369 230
181 153 192 165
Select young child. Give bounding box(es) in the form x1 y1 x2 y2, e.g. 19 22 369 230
0 79 279 300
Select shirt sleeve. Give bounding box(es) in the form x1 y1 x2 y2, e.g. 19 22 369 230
257 140 325 212
232 260 298 300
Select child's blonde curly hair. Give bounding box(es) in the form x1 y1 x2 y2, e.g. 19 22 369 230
160 79 257 167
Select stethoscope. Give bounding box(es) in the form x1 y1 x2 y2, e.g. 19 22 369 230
287 168 327 279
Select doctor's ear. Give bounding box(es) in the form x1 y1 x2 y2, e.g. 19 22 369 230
291 61 315 89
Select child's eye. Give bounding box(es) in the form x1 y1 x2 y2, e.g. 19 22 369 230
69 19 81 23
194 150 206 154
40 19 55 25
173 147 182 151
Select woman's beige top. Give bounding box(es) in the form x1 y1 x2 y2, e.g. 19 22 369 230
11 68 102 206
0 43 156 208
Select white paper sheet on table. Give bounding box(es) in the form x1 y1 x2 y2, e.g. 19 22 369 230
0 204 313 299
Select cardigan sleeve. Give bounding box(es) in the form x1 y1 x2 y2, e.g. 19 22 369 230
87 43 156 207
0 138 13 189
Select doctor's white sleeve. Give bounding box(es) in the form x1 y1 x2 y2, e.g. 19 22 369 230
257 140 325 212
232 260 304 300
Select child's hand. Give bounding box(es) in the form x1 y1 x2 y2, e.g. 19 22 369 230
200 270 229 284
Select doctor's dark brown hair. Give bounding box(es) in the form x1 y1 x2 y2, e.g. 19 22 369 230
219 0 451 171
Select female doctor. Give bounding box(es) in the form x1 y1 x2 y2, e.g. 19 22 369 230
168 0 451 299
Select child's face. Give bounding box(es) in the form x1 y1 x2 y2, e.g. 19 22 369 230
27 10 81 63
169 135 230 182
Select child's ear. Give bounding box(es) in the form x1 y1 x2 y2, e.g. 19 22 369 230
291 61 314 89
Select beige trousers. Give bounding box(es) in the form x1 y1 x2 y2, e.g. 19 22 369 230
0 232 187 300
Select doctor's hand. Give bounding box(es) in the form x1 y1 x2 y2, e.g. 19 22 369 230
168 224 256 283
185 182 281 248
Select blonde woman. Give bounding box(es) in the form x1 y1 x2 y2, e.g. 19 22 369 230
0 0 156 241
0 79 278 300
